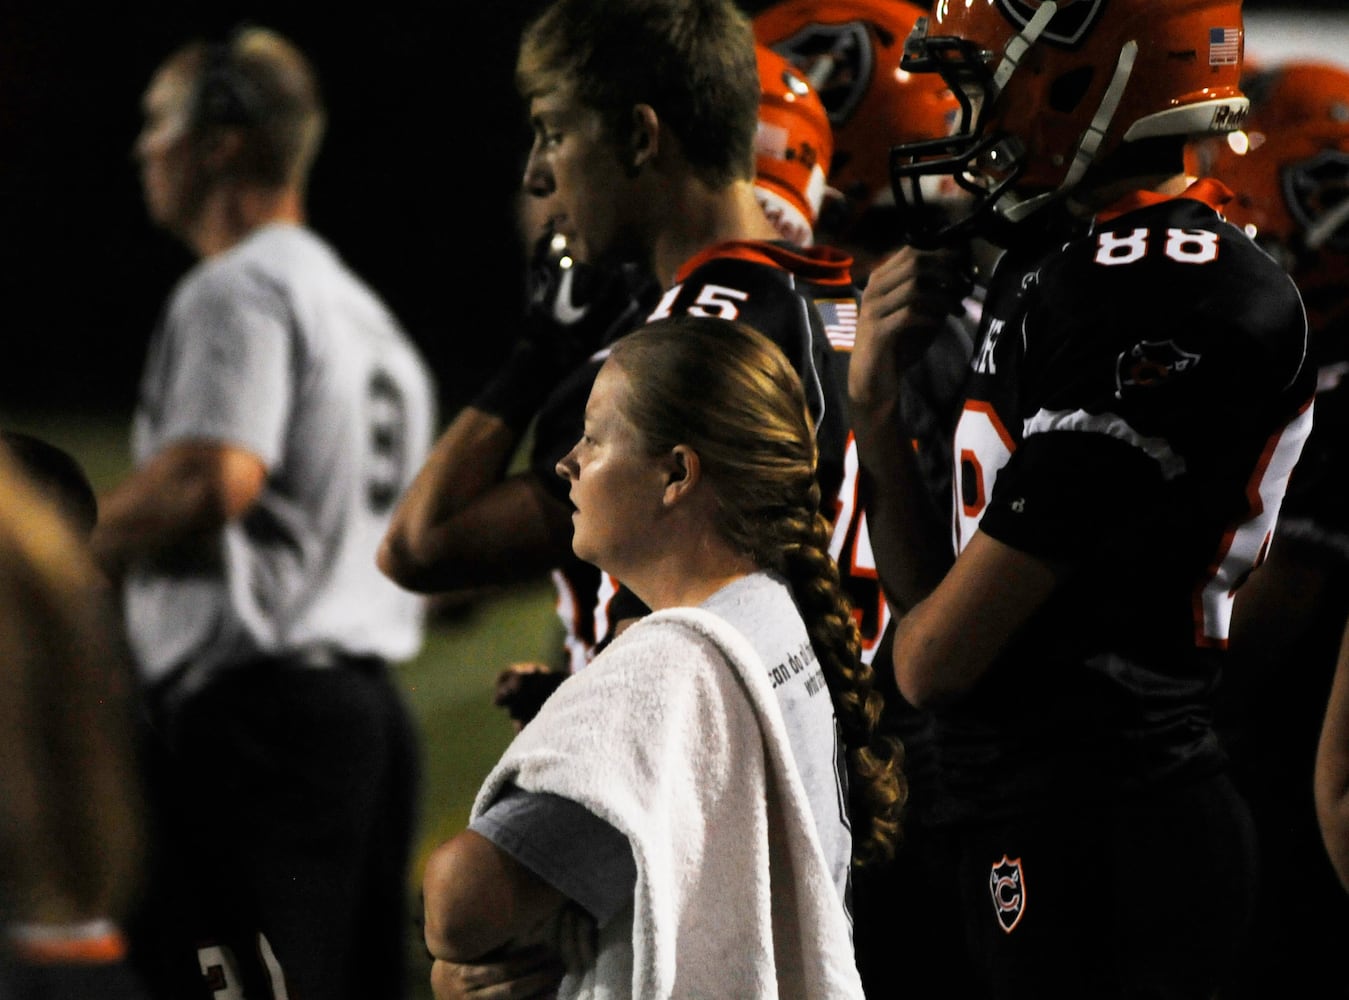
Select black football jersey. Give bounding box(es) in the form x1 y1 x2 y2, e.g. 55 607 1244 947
926 180 1315 824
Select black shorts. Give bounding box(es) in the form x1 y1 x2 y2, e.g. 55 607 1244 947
127 653 421 1000
946 773 1257 1000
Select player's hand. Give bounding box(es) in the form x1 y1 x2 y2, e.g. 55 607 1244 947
430 945 564 999
525 248 643 368
851 246 971 421
473 249 644 432
493 663 567 732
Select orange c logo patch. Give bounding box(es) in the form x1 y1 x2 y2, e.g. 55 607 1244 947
990 854 1027 933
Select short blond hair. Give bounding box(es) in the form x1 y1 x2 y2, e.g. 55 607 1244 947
171 26 326 188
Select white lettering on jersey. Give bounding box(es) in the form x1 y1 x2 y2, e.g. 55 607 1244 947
592 572 620 662
647 282 749 322
1095 227 1149 265
647 284 682 322
828 434 889 664
1165 229 1220 264
951 400 1016 552
198 944 245 999
1094 227 1220 267
1195 400 1314 648
551 568 594 674
972 318 1004 374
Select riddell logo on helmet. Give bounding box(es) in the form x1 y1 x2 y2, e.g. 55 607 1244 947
996 0 1105 47
1211 103 1249 131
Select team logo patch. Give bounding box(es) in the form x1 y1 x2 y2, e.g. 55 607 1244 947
1283 149 1349 253
994 0 1106 48
990 855 1026 933
1115 339 1202 396
768 21 879 127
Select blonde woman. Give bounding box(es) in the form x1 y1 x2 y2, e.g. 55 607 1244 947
423 316 904 999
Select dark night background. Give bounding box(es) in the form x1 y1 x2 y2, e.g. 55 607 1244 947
0 1 1339 420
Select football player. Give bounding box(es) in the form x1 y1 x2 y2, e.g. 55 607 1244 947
422 37 848 736
755 0 976 589
379 18 874 681
849 2 1314 997
755 3 983 995
1189 60 1349 998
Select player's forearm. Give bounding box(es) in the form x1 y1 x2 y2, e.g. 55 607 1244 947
852 413 950 614
1316 620 1349 894
91 442 263 578
379 471 574 593
378 407 521 584
848 248 960 613
1316 763 1349 895
0 474 143 924
892 532 1058 708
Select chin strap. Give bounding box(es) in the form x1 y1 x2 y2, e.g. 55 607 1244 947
993 1 1058 92
1002 39 1139 224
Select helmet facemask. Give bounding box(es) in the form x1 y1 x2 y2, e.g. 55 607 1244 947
888 15 1025 249
890 3 1133 248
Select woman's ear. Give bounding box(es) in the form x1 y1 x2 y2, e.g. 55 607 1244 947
662 444 700 507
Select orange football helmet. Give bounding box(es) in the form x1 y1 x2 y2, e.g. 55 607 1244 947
1188 61 1349 336
753 0 960 244
890 0 1250 247
754 42 835 246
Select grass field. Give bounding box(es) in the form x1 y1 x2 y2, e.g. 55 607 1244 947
0 407 565 998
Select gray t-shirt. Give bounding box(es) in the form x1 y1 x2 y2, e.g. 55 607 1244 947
124 224 437 686
471 571 852 925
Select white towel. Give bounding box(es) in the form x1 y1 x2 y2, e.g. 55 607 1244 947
472 606 865 999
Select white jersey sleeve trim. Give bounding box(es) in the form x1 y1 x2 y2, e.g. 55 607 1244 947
1023 407 1186 480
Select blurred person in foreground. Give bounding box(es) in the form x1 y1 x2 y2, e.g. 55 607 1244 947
92 25 436 1000
0 444 148 999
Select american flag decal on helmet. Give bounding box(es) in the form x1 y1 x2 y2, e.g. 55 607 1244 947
1209 27 1239 66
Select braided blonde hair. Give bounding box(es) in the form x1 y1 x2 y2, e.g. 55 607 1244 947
608 315 905 864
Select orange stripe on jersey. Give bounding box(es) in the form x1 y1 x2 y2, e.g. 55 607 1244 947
1192 395 1315 649
673 239 854 287
1096 177 1235 224
10 929 128 965
965 399 1017 452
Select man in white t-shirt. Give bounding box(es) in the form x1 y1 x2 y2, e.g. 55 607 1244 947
92 26 435 1000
